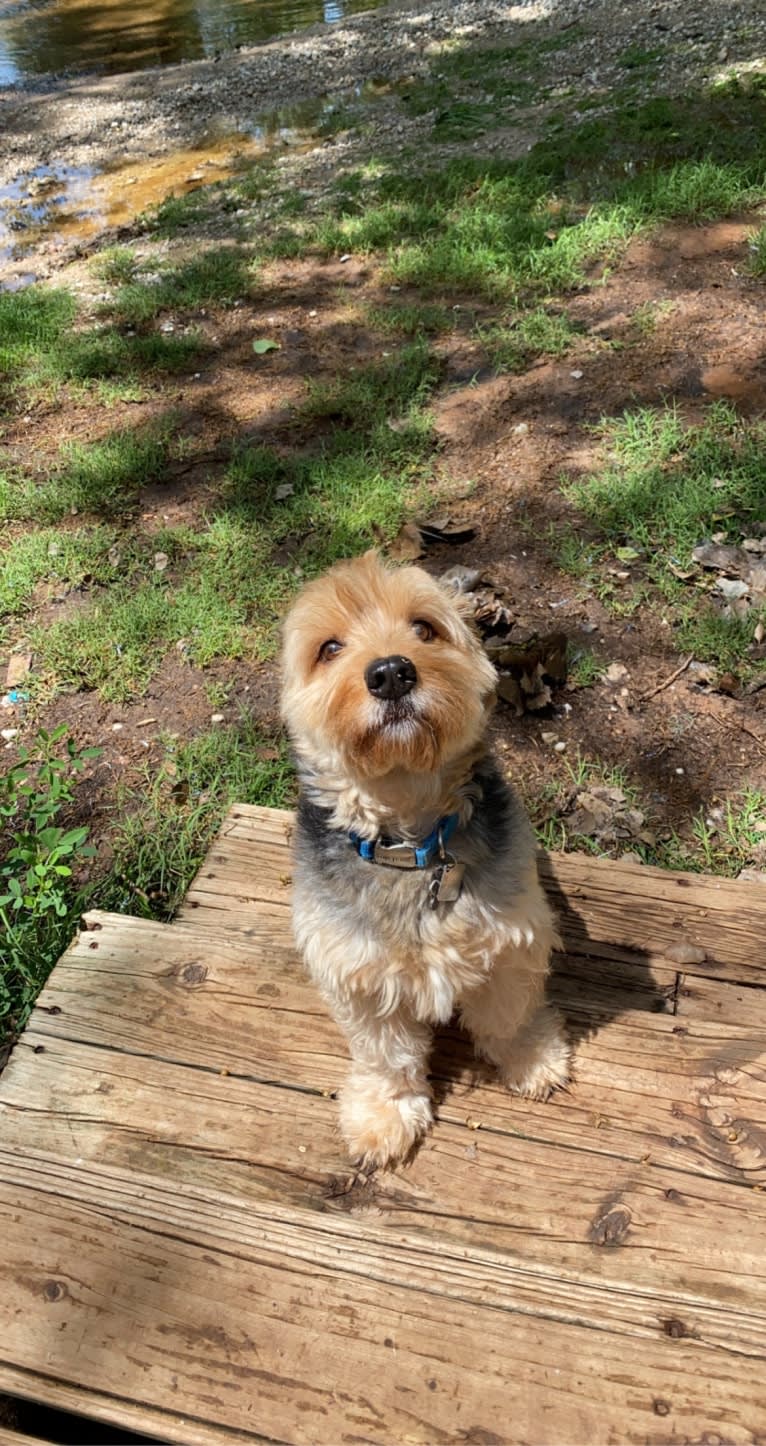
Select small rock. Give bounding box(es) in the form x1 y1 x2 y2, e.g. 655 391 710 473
111 722 124 732
553 740 567 753
6 653 32 689
541 731 558 744
153 552 169 572
512 422 530 436
570 369 584 380
1 727 19 741
605 662 628 683
211 712 225 724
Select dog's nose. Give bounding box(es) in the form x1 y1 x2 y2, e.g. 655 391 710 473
365 655 418 700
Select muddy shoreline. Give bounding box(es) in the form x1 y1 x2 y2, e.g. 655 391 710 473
3 0 765 205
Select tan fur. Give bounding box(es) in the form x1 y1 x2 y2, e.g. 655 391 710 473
281 552 570 1168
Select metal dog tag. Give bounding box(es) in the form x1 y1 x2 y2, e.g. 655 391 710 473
428 857 465 908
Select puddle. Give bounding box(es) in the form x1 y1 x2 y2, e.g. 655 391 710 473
0 86 390 268
0 0 381 86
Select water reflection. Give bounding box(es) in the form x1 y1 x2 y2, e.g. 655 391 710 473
0 0 380 84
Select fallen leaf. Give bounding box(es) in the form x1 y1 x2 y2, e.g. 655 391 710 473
716 672 740 696
743 537 766 555
418 521 477 545
274 483 294 501
387 522 425 562
615 546 642 563
692 541 750 575
253 339 280 354
754 621 765 645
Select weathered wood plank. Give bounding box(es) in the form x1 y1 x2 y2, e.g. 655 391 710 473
27 915 766 1183
180 806 766 986
3 1033 766 1355
2 1160 766 1446
0 1430 58 1446
0 1367 273 1446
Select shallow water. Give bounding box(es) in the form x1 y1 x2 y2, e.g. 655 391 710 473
0 0 380 85
0 90 365 272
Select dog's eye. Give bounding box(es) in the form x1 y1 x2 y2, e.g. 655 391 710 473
412 619 436 643
318 639 344 662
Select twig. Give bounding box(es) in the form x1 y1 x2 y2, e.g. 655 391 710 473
640 654 693 702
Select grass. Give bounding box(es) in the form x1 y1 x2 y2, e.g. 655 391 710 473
532 751 766 876
563 402 766 669
568 647 605 689
566 402 766 560
0 423 174 524
262 77 766 301
0 526 130 627
24 344 440 700
97 719 294 920
479 307 579 371
0 283 206 405
367 301 452 336
105 247 258 324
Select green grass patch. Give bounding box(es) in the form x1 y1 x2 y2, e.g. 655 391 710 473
0 287 77 377
564 401 766 669
96 720 294 920
28 344 440 699
479 306 578 371
566 402 766 558
91 246 138 285
106 248 258 324
267 77 766 300
0 526 130 626
367 301 452 336
0 424 174 524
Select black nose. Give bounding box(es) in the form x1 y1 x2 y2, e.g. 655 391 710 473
365 655 418 701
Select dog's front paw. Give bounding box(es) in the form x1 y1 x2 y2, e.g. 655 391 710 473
502 1005 571 1101
340 1077 432 1169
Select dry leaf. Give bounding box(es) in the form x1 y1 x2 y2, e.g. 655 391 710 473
387 522 425 562
692 541 750 575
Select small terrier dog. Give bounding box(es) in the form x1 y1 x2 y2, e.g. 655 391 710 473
281 551 570 1168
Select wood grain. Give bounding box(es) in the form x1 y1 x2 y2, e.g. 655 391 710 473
3 805 766 1444
2 1160 766 1446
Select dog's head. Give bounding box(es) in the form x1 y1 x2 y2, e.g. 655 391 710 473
281 551 496 779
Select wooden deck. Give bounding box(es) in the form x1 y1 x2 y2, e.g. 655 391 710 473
2 803 766 1445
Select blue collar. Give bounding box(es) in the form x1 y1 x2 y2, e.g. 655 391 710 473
349 813 459 870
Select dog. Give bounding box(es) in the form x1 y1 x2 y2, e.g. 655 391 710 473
280 551 570 1168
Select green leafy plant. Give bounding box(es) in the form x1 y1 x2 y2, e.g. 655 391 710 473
0 726 100 1034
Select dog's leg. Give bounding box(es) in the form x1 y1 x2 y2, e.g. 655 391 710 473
460 937 570 1100
331 993 433 1168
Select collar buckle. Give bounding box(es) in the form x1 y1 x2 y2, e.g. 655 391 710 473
372 840 419 869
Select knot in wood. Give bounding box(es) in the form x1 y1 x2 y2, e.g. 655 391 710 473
180 961 208 988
